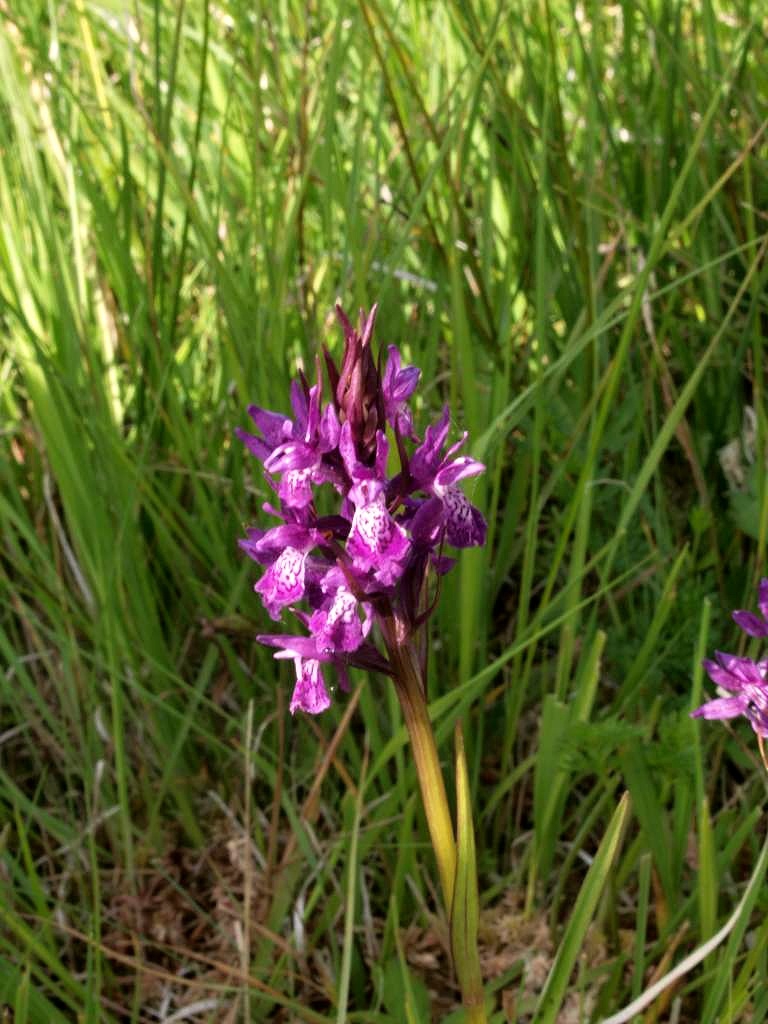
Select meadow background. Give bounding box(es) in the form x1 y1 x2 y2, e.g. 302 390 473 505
1 1 768 1021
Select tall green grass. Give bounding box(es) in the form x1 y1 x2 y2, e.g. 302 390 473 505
1 1 767 1020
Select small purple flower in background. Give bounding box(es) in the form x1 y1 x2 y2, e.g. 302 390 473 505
238 303 486 715
693 651 768 735
692 578 768 766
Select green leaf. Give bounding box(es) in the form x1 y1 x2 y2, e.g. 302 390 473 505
533 792 630 1024
451 722 484 1017
381 956 431 1024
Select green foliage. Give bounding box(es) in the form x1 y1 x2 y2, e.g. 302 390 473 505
2 0 768 1019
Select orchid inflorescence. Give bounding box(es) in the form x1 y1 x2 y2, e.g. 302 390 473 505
692 578 768 764
237 304 486 715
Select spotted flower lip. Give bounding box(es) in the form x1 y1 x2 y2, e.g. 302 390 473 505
288 657 331 715
255 546 311 620
238 303 488 714
347 495 411 587
309 569 372 655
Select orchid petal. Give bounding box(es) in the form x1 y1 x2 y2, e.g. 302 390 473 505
255 546 307 619
289 658 331 715
732 610 768 638
691 695 749 721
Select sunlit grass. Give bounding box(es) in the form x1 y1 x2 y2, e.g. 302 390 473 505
1 1 767 1020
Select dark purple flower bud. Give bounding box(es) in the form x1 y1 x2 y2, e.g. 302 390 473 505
332 304 385 462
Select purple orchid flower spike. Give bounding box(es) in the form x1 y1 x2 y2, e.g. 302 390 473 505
237 303 491 1018
237 302 487 716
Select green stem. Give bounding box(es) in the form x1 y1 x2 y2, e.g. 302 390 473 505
466 1005 487 1024
453 722 486 1021
381 614 487 1022
386 632 457 915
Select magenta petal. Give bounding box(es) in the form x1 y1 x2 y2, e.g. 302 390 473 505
247 404 292 446
265 440 318 474
258 634 320 658
395 407 416 439
339 421 358 479
248 523 319 555
702 658 742 691
434 456 486 489
711 651 765 684
289 380 309 431
319 403 340 450
382 345 420 434
410 406 451 482
732 610 768 637
396 366 420 400
255 547 307 619
410 496 444 544
235 427 272 462
304 385 322 442
289 659 331 715
442 433 469 464
239 530 270 564
691 695 749 721
349 502 397 553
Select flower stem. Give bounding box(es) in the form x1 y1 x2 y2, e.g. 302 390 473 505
386 631 457 914
385 629 488 1023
